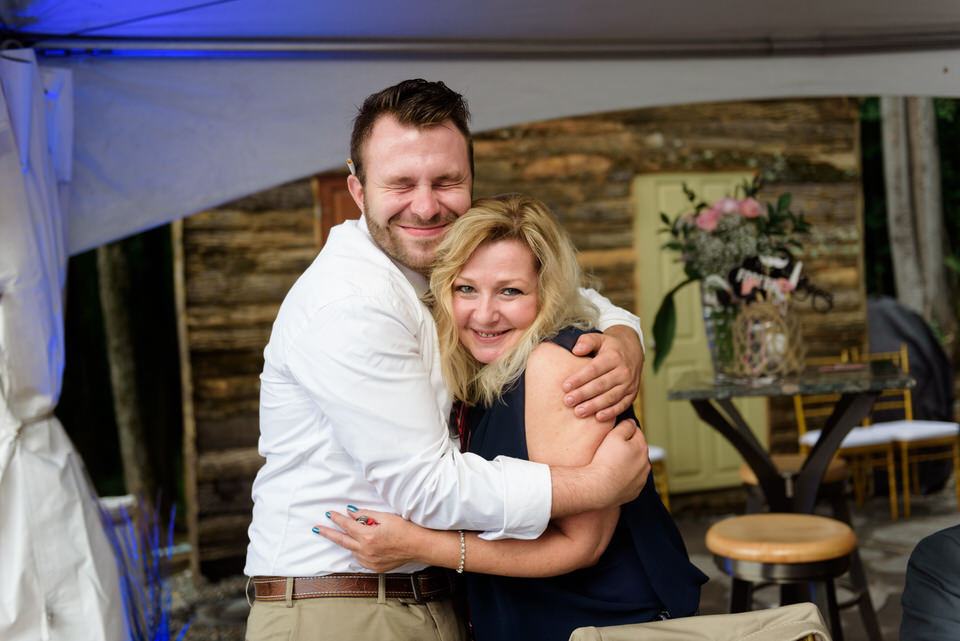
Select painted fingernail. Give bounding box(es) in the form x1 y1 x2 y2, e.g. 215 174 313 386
312 526 320 534
325 511 331 519
346 505 358 512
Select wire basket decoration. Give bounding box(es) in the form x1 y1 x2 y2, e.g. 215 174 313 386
730 301 806 380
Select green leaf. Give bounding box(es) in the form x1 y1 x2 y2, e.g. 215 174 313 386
682 183 696 202
777 193 792 213
660 212 671 226
652 279 696 372
652 295 678 373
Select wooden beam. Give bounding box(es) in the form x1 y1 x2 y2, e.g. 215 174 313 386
172 218 201 582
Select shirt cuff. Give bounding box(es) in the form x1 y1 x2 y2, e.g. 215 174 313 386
478 457 552 541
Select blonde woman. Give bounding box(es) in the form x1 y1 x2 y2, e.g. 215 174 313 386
317 194 706 640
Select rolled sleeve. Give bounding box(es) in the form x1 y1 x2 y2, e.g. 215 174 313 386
479 455 553 540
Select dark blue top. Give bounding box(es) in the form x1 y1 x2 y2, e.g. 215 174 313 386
463 327 707 641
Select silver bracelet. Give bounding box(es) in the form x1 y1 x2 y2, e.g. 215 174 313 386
456 530 466 574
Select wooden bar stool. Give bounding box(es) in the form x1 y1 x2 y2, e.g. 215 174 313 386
738 456 881 641
706 513 862 641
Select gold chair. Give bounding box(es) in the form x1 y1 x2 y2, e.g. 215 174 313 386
794 351 900 519
737 353 854 518
850 344 960 518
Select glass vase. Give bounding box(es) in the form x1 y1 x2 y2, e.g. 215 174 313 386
700 285 739 381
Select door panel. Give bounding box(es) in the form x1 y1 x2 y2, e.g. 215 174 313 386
634 172 768 492
312 174 361 248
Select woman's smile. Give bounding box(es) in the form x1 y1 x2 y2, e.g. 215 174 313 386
452 240 539 364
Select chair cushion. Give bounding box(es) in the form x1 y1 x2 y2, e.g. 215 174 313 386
648 445 666 462
799 426 896 449
877 419 960 441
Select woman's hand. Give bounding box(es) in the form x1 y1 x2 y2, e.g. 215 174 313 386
563 325 644 422
313 509 432 573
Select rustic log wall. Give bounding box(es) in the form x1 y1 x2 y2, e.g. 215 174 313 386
178 98 865 575
472 98 866 452
175 180 317 577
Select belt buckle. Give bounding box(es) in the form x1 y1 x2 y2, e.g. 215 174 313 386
410 572 424 602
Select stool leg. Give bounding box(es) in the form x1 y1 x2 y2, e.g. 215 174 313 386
729 578 753 613
779 582 807 605
826 475 885 641
846 550 883 641
814 580 845 641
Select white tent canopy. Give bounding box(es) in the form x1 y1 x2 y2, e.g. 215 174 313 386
3 0 960 252
3 1 960 639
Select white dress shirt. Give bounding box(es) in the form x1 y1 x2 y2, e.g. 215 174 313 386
244 217 644 577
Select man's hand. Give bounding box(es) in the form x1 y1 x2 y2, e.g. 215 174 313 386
589 418 650 507
562 325 644 421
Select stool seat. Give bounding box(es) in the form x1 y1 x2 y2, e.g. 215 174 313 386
738 454 850 487
707 513 857 564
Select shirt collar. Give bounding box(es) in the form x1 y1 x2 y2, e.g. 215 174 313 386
359 215 430 296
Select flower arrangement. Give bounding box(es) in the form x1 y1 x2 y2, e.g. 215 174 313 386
652 177 813 372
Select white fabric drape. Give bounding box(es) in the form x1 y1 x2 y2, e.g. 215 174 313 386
0 49 123 641
51 48 960 255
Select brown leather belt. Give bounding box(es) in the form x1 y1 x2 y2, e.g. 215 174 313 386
251 568 453 602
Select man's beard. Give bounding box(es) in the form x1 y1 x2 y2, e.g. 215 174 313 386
364 204 456 276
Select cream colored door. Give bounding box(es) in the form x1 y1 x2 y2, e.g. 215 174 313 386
634 172 768 492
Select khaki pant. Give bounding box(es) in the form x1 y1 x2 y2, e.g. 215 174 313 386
245 594 467 641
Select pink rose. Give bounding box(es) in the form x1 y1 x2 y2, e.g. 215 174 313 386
775 277 795 293
696 208 720 231
714 198 740 214
741 197 762 218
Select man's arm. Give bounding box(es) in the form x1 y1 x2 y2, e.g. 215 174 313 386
550 419 650 517
289 294 550 539
294 294 647 536
314 343 649 574
564 289 645 421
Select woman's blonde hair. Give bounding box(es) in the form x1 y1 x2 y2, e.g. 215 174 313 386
427 193 597 406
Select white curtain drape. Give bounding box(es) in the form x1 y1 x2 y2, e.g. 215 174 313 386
0 49 123 641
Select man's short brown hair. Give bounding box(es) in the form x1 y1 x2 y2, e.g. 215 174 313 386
350 79 473 184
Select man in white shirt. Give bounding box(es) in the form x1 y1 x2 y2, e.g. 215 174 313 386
245 79 650 641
